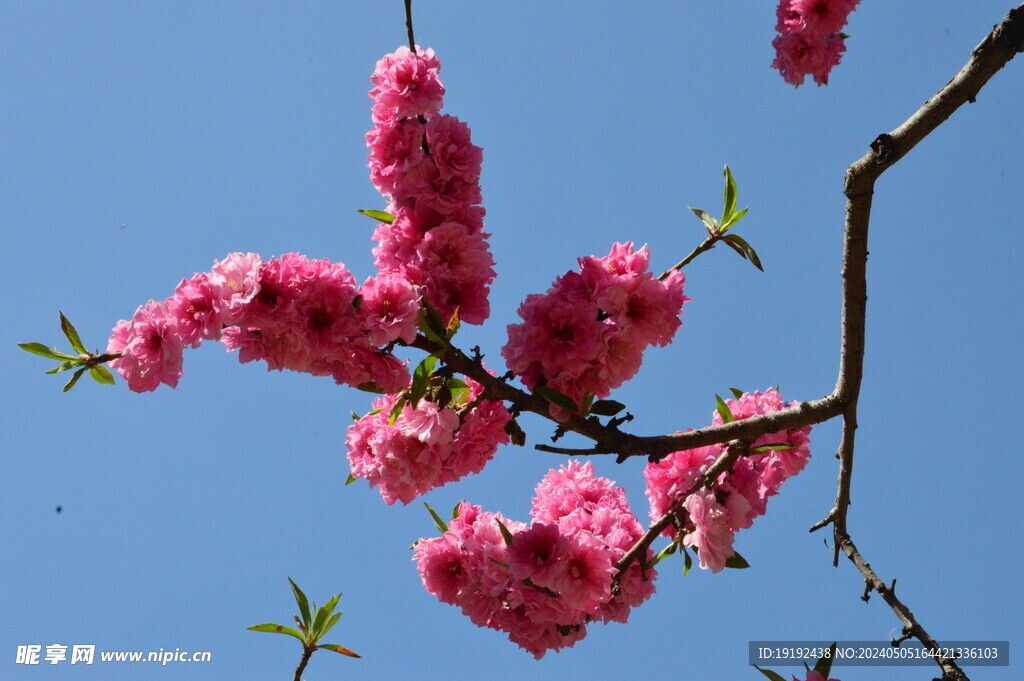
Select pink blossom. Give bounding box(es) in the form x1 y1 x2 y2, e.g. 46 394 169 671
346 381 509 504
644 440 722 536
399 401 460 445
369 45 445 119
407 220 496 325
209 252 261 323
442 392 511 482
358 273 421 346
772 31 846 86
167 273 226 347
413 536 471 605
503 243 687 418
777 0 860 37
507 523 569 589
682 490 736 573
425 114 483 183
107 301 185 393
550 532 615 613
366 117 425 198
711 389 813 480
413 460 656 658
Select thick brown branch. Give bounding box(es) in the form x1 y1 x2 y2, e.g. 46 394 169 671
412 335 844 463
810 6 1024 681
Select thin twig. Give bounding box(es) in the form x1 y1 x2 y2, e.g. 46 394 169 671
657 233 718 280
614 441 749 577
293 646 312 681
404 0 416 51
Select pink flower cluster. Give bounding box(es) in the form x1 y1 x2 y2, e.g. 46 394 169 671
107 253 419 393
366 46 495 325
346 378 511 504
644 389 812 572
502 242 687 418
772 0 860 86
413 461 656 658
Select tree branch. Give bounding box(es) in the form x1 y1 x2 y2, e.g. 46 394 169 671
614 440 749 577
809 6 1024 681
412 334 845 463
657 233 718 280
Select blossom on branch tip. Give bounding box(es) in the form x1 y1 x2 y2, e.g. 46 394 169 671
369 45 444 119
107 252 414 394
366 47 494 326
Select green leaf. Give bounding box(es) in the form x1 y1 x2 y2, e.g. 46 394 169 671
722 165 737 223
287 578 311 630
446 306 461 337
589 399 625 416
424 503 449 533
319 611 343 638
446 377 470 405
715 394 734 423
45 360 83 374
645 541 678 569
753 666 788 681
356 209 396 224
451 500 464 521
355 382 384 394
729 386 745 400
814 642 837 678
687 206 718 231
18 342 79 361
318 643 361 658
310 594 341 640
89 364 116 385
388 396 407 427
246 623 305 643
345 474 358 486
487 556 510 569
311 604 329 642
724 552 750 569
682 548 693 576
723 206 749 230
751 443 795 453
722 233 764 271
534 386 580 416
418 301 448 347
59 312 87 354
409 354 439 407
63 367 86 392
495 518 515 546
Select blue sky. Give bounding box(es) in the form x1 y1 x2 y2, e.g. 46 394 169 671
2 2 1021 680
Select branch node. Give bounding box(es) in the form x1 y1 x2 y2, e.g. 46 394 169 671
869 132 896 161
861 580 872 603
809 511 835 533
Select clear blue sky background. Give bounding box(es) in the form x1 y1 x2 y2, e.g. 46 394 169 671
2 2 1021 680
